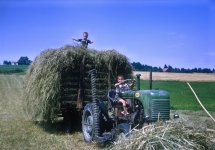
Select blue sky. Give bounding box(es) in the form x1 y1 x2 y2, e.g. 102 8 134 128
0 0 215 69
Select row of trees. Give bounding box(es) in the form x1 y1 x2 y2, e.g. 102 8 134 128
3 56 32 65
131 62 215 73
3 57 214 73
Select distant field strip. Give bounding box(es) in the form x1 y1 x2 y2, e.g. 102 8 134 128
0 65 28 74
134 71 215 81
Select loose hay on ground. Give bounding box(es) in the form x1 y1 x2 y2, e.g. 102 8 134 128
110 121 215 150
23 46 132 121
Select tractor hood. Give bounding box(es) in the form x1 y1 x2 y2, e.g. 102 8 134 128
135 90 170 99
121 90 169 100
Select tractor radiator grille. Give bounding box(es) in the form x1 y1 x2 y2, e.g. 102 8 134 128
151 99 170 121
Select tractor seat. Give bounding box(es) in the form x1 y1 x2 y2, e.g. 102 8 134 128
107 90 128 110
107 89 117 104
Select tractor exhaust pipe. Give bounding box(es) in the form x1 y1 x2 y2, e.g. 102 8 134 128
136 74 141 90
149 67 152 90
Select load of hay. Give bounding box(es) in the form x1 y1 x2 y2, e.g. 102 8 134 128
110 121 215 150
23 46 132 121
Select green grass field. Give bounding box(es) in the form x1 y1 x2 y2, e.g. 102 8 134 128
141 80 215 111
0 65 28 74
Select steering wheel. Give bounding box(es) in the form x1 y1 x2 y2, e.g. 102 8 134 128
123 79 135 82
123 79 136 86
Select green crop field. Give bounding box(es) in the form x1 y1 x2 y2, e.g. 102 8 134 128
0 65 28 74
141 80 215 111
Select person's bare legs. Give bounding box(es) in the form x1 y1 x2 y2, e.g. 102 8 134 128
118 98 129 115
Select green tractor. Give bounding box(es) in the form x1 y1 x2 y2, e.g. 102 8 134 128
82 69 170 143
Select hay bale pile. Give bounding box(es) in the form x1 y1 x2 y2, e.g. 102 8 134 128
111 121 215 150
24 46 132 121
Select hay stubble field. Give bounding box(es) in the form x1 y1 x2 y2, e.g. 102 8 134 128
134 71 215 81
0 74 98 150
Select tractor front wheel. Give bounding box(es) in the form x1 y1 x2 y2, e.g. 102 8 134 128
82 103 95 142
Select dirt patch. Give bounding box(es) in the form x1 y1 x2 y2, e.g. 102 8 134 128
134 71 215 82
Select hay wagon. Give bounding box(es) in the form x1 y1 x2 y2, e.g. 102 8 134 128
24 46 132 123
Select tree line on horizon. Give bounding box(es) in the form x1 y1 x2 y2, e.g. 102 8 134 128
131 62 215 73
3 56 32 65
2 57 214 73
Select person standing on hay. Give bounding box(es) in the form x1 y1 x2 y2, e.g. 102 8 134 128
73 32 93 109
115 75 135 116
72 32 93 48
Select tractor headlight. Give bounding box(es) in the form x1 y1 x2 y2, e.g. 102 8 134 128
144 114 150 120
173 113 179 119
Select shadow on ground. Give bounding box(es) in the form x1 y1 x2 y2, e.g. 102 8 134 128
35 111 82 134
